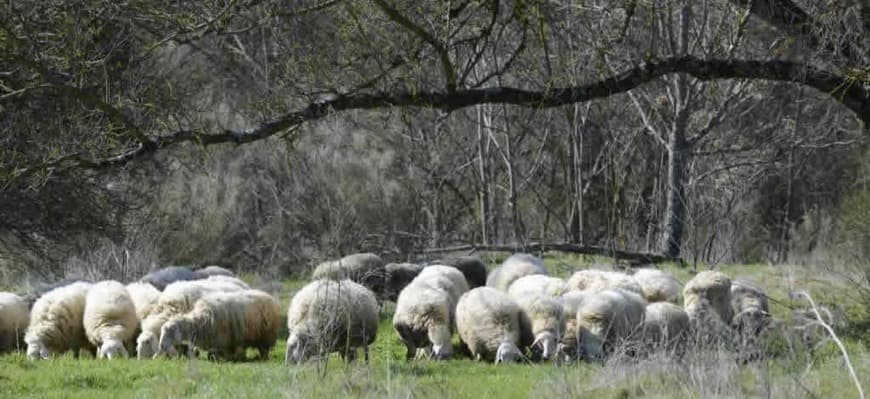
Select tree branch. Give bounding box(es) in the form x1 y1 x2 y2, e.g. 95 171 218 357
372 0 458 92
10 56 870 180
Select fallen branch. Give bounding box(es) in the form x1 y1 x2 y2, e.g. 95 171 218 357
418 242 682 265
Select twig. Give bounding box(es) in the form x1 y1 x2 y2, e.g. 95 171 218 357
792 290 865 399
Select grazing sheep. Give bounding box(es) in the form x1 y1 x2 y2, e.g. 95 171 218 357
631 268 681 303
125 282 161 321
433 256 488 288
136 279 245 359
576 288 646 360
507 275 569 299
84 281 138 359
158 289 281 361
456 287 534 363
312 253 386 298
393 268 467 361
486 253 547 291
384 262 424 302
197 265 235 277
285 280 379 364
731 280 771 362
567 269 643 295
0 293 29 353
557 290 590 360
641 302 690 353
511 294 563 361
25 282 94 359
683 271 733 346
140 267 206 291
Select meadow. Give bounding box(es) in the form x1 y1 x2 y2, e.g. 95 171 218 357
1 256 868 399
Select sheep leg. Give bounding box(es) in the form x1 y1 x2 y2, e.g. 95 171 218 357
364 345 370 364
258 346 270 361
345 349 356 363
404 343 415 361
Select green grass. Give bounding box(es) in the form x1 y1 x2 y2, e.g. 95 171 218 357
1 260 868 398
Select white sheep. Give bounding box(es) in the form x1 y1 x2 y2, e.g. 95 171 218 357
393 270 465 361
511 294 563 360
557 290 590 360
158 289 281 361
456 287 533 363
0 293 29 353
507 275 569 298
25 282 94 359
486 253 547 291
567 269 643 295
683 271 733 346
631 268 681 303
125 282 161 322
83 281 138 359
136 279 245 359
641 302 690 353
576 288 646 360
285 280 379 364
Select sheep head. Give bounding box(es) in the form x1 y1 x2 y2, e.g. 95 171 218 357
494 342 521 364
285 332 312 364
26 341 49 360
532 330 558 360
100 339 129 360
136 331 158 359
428 324 453 360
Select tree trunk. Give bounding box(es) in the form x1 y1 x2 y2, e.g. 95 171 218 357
661 125 689 258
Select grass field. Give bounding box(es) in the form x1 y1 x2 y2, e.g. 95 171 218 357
1 255 868 398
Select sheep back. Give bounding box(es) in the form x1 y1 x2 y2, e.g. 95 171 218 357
433 256 488 288
576 288 646 359
486 253 547 291
197 265 235 277
125 282 161 321
312 253 386 297
83 281 138 355
508 275 569 299
456 287 533 362
140 267 206 291
0 293 29 352
567 269 643 295
631 268 681 303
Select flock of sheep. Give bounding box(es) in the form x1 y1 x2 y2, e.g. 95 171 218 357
0 253 771 366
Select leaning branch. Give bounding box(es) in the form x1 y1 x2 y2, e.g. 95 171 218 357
418 242 682 265
12 56 870 179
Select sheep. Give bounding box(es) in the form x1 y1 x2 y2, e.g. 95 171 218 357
0 293 29 353
204 275 250 289
507 275 570 299
557 290 590 360
486 253 547 291
730 280 772 362
575 288 646 360
140 267 206 291
285 280 379 364
683 270 733 346
567 269 643 295
83 281 138 359
125 282 161 321
393 267 469 361
312 253 386 298
631 268 681 303
455 287 534 363
158 289 281 361
197 265 235 277
25 282 94 359
641 302 690 354
384 262 424 302
511 294 564 361
432 256 488 288
136 279 245 359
